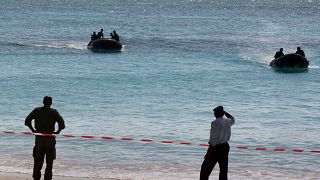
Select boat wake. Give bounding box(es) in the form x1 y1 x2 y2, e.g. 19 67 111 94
34 42 87 50
308 65 319 69
0 41 87 51
0 41 29 47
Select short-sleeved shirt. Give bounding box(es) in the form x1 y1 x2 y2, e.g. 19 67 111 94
209 117 235 146
25 107 65 134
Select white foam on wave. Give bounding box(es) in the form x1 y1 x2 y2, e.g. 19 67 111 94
1 160 319 180
238 50 272 68
34 42 87 50
308 65 319 69
63 43 88 50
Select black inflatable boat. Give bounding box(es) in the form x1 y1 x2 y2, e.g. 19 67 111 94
270 53 309 72
87 38 122 52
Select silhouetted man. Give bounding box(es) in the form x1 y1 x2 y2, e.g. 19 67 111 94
25 96 65 180
112 30 119 41
97 29 104 39
274 48 284 59
91 31 98 41
296 47 305 57
200 106 235 180
110 32 114 39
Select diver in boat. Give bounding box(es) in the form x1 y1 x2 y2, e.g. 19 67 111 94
296 47 305 57
274 48 284 59
110 33 114 39
91 31 98 41
112 30 119 41
97 29 104 39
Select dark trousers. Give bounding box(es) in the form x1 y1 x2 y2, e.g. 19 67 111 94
33 136 56 180
200 143 229 180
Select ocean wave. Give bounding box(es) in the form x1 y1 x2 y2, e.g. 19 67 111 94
1 162 319 180
308 65 320 69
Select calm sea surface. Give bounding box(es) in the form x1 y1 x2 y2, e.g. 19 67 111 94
0 0 319 179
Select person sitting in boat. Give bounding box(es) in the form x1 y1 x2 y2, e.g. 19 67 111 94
110 33 114 39
91 31 98 41
295 47 305 57
112 30 120 41
97 29 104 39
274 48 284 59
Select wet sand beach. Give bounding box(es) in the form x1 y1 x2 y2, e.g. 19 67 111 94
0 172 118 180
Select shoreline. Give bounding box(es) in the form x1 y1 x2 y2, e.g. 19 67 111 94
0 172 118 180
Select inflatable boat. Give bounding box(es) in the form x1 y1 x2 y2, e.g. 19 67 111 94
269 53 309 72
87 38 122 52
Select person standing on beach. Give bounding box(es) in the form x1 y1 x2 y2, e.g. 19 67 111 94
200 106 235 180
25 96 65 180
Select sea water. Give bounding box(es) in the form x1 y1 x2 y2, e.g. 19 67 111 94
0 0 319 179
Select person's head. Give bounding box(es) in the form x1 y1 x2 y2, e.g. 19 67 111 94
297 47 301 50
213 106 224 118
93 31 96 34
113 30 116 34
43 96 52 107
101 29 103 32
280 48 283 52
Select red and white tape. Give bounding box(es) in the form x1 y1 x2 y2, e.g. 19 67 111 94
1 131 319 155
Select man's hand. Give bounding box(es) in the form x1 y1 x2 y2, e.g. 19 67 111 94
54 129 62 134
224 111 234 119
204 144 214 160
27 125 36 133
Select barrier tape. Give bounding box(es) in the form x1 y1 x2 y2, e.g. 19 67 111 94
1 131 319 155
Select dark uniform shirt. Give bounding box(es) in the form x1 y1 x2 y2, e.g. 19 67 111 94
97 31 104 39
25 107 65 134
274 51 284 59
296 50 305 57
113 33 119 41
91 34 98 41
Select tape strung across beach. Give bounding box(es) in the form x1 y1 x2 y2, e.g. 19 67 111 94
1 131 319 155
